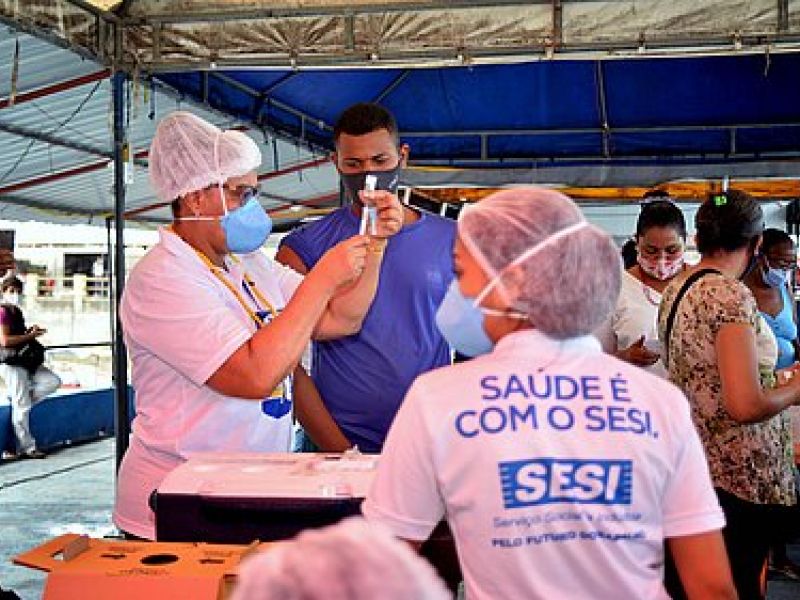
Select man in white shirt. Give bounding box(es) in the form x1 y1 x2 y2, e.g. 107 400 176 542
115 112 402 539
362 188 736 599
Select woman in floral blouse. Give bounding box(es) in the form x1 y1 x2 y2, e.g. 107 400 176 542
659 189 800 599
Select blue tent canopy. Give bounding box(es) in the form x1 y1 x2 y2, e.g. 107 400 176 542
158 51 800 172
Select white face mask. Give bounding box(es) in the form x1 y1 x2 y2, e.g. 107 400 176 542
3 292 20 306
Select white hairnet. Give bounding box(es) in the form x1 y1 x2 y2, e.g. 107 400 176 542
459 187 621 339
231 517 451 600
148 111 261 201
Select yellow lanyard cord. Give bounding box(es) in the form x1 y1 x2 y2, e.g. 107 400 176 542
192 250 277 328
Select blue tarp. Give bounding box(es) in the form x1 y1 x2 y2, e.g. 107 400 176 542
158 52 800 169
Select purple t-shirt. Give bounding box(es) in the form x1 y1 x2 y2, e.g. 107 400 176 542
281 206 455 451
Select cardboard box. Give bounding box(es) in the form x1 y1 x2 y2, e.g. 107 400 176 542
13 533 268 599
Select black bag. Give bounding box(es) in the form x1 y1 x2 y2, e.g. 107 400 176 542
4 339 46 373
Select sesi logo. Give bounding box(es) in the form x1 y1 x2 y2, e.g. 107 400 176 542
498 458 632 509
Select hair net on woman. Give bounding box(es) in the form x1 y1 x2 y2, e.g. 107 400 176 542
148 111 262 201
458 187 621 339
231 517 451 600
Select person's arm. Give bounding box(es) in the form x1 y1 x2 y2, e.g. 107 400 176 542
206 236 368 399
292 365 351 451
274 246 355 450
276 241 383 339
787 282 800 361
596 298 659 366
0 315 43 348
274 245 309 275
668 532 737 600
716 321 800 422
616 335 660 367
312 190 402 340
312 238 386 340
361 378 444 544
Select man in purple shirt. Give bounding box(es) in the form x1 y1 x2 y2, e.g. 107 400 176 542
277 103 455 453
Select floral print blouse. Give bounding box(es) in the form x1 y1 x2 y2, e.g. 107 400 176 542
658 271 796 506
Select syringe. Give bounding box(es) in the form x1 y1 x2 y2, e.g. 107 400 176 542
359 174 378 235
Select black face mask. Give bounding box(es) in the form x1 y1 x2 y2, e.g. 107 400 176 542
340 165 401 205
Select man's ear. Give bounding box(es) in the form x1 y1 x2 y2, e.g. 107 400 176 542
330 150 340 172
181 190 204 217
399 143 410 168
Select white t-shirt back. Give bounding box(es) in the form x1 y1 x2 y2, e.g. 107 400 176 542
114 228 303 538
363 329 724 600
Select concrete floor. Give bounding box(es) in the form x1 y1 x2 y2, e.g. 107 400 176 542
0 438 798 599
0 438 117 599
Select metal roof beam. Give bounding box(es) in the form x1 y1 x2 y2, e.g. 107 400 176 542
400 122 800 137
64 0 122 24
125 1 547 25
0 69 110 110
115 0 137 18
0 15 104 64
0 148 148 196
135 36 800 72
211 72 333 133
595 61 611 158
149 75 331 158
0 192 112 219
0 121 112 160
372 70 411 104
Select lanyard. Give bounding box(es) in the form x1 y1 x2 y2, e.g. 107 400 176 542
193 250 277 328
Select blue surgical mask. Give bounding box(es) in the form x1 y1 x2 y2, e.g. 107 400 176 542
436 220 591 357
221 197 272 253
435 280 495 357
763 265 788 288
175 185 272 254
2 292 20 306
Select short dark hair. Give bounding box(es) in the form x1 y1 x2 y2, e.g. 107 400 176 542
636 200 687 239
1 276 23 293
621 239 638 269
695 189 764 255
333 103 399 146
761 228 794 254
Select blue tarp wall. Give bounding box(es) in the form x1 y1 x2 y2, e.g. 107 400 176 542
0 388 134 454
159 53 800 170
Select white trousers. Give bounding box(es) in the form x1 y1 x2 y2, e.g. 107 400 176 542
0 364 61 453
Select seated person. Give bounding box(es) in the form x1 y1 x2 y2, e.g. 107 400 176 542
0 276 60 460
363 188 736 599
232 517 450 600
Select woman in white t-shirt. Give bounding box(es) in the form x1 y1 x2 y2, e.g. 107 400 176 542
363 188 736 600
598 194 688 376
114 112 404 540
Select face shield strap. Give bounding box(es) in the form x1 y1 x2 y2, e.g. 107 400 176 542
473 220 591 318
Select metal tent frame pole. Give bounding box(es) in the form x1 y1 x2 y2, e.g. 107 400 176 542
112 71 129 471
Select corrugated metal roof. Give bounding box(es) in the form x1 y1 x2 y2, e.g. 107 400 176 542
0 30 339 226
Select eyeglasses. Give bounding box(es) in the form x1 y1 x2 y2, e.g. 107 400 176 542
222 184 261 207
